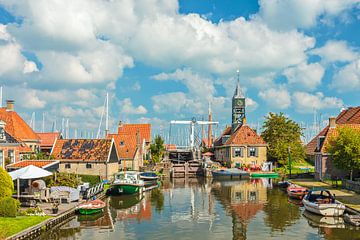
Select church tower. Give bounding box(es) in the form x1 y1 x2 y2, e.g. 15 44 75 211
232 70 245 133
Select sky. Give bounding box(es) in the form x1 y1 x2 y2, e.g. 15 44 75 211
0 0 359 143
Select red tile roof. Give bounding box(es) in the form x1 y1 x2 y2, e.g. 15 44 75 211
51 139 113 161
0 108 40 142
336 107 360 124
224 125 266 146
107 134 138 159
18 143 33 153
37 132 61 148
117 124 151 143
7 160 59 169
165 144 177 151
307 106 360 155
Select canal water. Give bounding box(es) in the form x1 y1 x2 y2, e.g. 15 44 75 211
39 178 360 240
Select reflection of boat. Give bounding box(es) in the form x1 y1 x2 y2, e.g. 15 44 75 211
212 168 249 179
303 210 345 228
302 189 345 216
77 212 104 222
287 184 308 199
277 181 290 188
108 171 145 195
109 194 143 209
344 214 360 227
77 199 106 215
287 197 303 206
250 172 279 178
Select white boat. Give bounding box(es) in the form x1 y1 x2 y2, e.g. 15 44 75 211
302 189 345 217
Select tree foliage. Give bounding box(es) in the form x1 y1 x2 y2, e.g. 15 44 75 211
150 135 165 164
327 126 360 180
44 172 81 188
261 112 305 165
0 167 14 200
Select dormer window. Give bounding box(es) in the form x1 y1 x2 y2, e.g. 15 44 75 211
0 127 5 141
317 136 325 151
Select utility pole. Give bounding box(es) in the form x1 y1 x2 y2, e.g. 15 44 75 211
288 146 292 179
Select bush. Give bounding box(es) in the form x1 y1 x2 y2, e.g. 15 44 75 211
44 172 81 188
79 175 101 186
0 197 20 217
0 167 14 200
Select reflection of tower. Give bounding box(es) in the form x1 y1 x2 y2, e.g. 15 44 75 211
232 70 246 133
232 213 246 240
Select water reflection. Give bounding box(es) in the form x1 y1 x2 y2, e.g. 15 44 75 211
38 178 360 240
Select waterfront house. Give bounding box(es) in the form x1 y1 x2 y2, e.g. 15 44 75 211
37 132 62 156
214 78 267 168
307 109 360 180
0 100 40 152
107 122 152 170
51 138 119 180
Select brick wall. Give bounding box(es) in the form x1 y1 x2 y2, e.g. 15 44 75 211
59 161 119 180
0 145 20 167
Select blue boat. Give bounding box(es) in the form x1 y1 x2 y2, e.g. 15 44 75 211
211 168 250 179
139 172 159 181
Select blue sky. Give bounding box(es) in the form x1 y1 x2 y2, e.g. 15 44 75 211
0 0 359 143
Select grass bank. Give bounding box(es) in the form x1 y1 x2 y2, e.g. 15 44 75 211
0 216 50 239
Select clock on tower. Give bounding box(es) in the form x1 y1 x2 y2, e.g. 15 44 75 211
231 76 245 133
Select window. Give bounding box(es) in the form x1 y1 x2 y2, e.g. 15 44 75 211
86 163 92 169
0 128 5 140
248 147 257 157
8 150 15 163
234 147 243 157
120 141 125 146
65 163 71 169
0 150 3 168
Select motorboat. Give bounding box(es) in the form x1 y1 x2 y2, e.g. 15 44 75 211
287 184 308 199
302 189 345 216
107 171 145 195
211 168 250 179
77 199 106 215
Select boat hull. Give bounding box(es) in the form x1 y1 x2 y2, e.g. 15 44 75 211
110 183 144 195
250 172 279 178
212 169 249 179
78 208 103 215
302 199 345 216
287 185 308 199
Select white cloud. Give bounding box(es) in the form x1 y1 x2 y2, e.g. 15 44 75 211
257 0 359 30
131 82 141 91
311 40 358 63
284 62 325 90
246 97 258 112
258 87 291 109
331 58 360 92
292 91 344 113
119 98 147 115
152 92 199 113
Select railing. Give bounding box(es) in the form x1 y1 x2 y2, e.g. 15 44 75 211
343 180 360 194
83 182 104 200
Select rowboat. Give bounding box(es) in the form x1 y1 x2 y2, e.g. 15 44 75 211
108 171 145 195
287 184 308 199
302 189 345 216
77 199 106 215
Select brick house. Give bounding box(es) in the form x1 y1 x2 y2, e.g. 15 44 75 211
307 107 360 180
37 132 62 155
214 123 267 168
51 138 119 180
107 122 152 170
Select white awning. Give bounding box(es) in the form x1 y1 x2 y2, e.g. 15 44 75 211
9 165 53 180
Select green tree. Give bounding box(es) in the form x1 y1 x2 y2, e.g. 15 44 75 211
261 112 305 166
327 126 360 180
0 167 14 200
150 135 165 164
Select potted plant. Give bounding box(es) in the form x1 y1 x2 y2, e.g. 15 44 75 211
52 201 60 214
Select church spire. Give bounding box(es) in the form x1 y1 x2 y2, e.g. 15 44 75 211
233 69 244 98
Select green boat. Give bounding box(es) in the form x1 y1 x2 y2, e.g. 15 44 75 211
250 172 279 178
109 171 145 195
77 199 106 215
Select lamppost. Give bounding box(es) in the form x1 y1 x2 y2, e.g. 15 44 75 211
288 146 292 179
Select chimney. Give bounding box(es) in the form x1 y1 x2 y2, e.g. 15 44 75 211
6 100 14 111
329 117 336 129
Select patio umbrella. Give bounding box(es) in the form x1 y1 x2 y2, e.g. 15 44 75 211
9 165 53 198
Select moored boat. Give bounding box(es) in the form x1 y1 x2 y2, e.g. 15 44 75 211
77 199 106 215
108 171 145 195
140 172 159 181
302 189 345 216
211 168 249 179
250 172 279 178
287 184 308 199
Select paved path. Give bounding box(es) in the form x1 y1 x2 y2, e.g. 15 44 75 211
291 179 360 211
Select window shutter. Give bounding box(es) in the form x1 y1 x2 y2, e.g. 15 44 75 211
232 148 235 157
247 147 250 157
240 147 244 157
255 147 259 157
